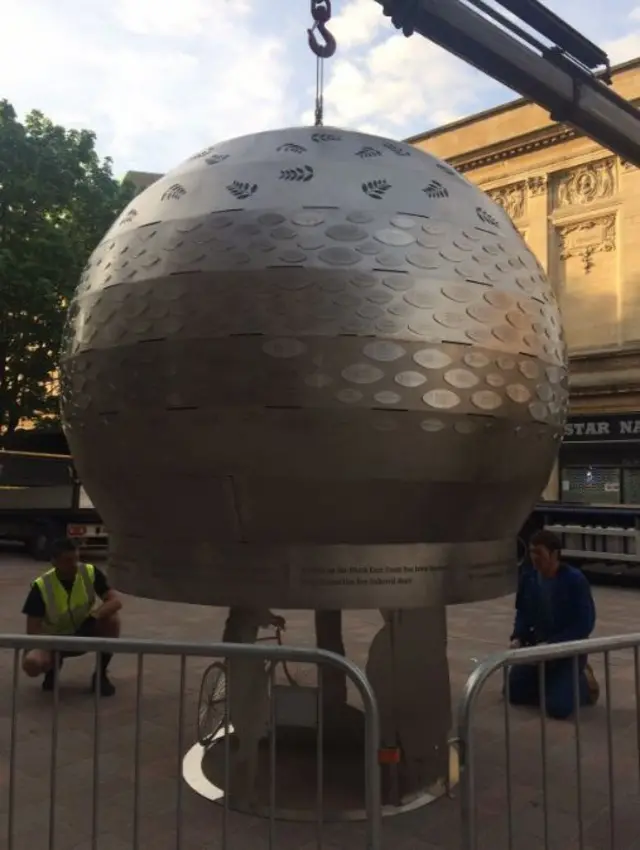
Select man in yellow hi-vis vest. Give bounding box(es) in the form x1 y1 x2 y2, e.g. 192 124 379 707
21 538 122 696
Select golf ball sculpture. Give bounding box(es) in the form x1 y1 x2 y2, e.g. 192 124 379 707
60 126 568 610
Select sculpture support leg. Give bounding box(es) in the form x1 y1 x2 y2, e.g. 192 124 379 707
314 610 347 711
366 607 451 803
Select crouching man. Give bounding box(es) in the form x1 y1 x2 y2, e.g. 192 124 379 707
508 529 599 719
21 538 122 696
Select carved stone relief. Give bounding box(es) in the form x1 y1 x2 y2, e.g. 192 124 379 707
553 158 616 208
486 182 526 220
527 175 547 197
620 158 636 172
556 214 616 273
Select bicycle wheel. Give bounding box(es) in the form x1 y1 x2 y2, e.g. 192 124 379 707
197 661 227 747
258 626 298 687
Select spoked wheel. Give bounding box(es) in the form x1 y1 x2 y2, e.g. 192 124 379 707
197 661 227 747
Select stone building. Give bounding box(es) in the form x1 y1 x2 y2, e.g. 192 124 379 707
410 57 640 505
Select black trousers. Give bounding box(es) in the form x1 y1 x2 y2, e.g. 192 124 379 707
53 618 111 672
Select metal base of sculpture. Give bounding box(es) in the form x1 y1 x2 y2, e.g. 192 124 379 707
108 536 517 609
182 608 458 820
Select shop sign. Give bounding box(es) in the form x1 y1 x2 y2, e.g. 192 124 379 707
564 414 640 442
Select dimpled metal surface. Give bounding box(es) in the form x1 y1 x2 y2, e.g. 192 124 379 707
60 126 568 609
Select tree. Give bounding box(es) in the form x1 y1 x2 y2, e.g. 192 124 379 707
0 100 136 440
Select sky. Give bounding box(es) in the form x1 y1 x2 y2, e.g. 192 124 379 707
2 0 640 176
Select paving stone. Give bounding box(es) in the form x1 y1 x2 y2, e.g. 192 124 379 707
1 548 640 849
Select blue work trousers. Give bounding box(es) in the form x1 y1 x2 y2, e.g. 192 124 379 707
508 658 590 720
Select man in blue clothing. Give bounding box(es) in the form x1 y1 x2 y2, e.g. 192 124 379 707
508 529 600 719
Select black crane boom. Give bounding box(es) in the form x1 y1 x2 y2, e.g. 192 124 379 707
377 0 640 166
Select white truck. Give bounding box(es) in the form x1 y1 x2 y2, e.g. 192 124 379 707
0 449 108 560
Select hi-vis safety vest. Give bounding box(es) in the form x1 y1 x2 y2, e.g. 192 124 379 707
34 564 97 635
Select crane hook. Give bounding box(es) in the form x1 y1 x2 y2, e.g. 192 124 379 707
307 21 336 59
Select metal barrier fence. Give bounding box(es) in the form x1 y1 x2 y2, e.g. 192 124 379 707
457 633 640 850
0 634 382 850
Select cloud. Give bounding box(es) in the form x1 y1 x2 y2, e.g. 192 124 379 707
1 0 639 175
112 0 250 38
99 3 293 169
0 0 291 173
329 0 384 48
604 6 640 63
302 0 501 137
605 33 640 63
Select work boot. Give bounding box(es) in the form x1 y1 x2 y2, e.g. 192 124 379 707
584 663 600 705
42 657 63 692
42 669 58 692
91 672 116 697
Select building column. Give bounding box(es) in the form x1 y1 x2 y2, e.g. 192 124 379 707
526 174 559 503
525 174 550 274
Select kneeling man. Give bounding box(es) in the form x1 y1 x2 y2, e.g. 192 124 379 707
21 538 122 696
509 529 599 719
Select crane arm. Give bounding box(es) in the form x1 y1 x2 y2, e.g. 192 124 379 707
376 0 640 166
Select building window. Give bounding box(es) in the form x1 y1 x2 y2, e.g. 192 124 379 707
622 468 640 505
561 466 621 504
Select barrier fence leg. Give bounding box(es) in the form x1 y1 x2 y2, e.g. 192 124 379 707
8 650 19 850
316 667 325 850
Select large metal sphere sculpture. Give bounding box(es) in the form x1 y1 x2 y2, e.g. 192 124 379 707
60 127 568 609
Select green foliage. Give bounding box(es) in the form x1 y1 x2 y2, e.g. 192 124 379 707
0 99 136 439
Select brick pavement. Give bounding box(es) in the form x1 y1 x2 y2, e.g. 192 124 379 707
1 548 639 850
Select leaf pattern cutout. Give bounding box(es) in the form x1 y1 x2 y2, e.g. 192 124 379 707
205 154 229 166
311 132 342 143
422 180 449 199
355 146 382 158
279 165 314 182
382 141 410 157
277 143 307 153
161 184 187 201
189 146 217 160
119 208 138 226
476 206 500 229
226 180 258 200
361 179 392 200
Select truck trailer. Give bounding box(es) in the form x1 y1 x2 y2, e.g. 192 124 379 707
0 448 107 560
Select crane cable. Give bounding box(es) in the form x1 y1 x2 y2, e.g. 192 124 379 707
307 0 337 126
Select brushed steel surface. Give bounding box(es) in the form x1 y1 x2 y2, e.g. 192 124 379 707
366 607 451 801
59 126 568 608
